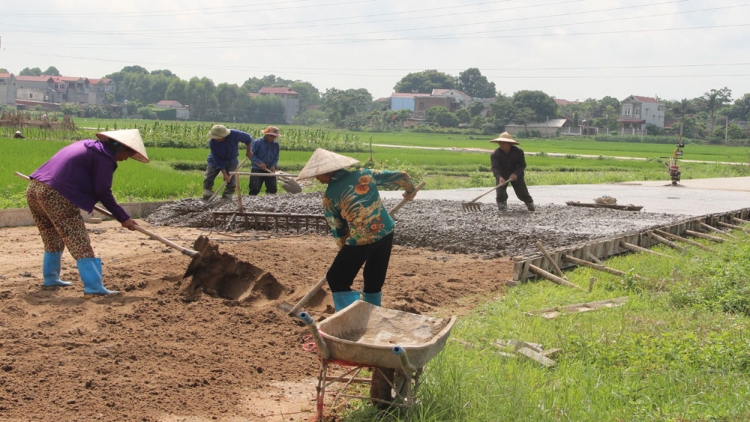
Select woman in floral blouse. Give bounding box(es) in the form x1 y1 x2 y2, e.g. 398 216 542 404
297 148 416 312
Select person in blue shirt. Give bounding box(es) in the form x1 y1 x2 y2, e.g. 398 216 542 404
249 126 281 196
202 125 253 201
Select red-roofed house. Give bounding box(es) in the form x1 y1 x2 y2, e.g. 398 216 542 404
259 87 299 123
618 95 665 132
0 73 17 106
88 78 116 104
15 75 63 103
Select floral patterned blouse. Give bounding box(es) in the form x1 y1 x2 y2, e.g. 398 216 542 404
323 168 415 248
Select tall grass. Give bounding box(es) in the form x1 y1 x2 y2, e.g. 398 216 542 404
345 230 750 421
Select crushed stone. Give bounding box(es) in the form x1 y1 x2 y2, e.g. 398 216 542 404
146 194 686 257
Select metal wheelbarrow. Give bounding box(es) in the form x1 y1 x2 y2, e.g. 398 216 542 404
298 301 456 413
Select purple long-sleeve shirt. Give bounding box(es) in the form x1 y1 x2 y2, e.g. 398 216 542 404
30 140 130 222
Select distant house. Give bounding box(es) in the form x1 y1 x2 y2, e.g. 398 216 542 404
430 89 472 111
554 99 579 106
15 75 60 103
390 93 422 113
0 73 17 106
617 95 665 131
88 78 116 105
505 118 572 137
258 87 299 123
155 100 189 120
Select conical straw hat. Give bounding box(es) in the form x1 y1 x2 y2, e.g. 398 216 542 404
96 129 149 163
297 148 359 180
489 132 519 145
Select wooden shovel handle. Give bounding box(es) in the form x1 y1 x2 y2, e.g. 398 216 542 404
208 157 249 201
388 181 426 216
14 171 199 258
466 179 509 205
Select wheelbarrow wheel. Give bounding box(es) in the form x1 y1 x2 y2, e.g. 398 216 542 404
370 367 395 409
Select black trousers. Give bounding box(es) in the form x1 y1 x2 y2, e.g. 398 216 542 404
496 177 533 204
249 173 277 196
326 232 394 294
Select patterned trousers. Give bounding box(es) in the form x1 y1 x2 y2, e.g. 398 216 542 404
26 180 95 260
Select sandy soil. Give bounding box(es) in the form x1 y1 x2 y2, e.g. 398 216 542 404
0 220 512 421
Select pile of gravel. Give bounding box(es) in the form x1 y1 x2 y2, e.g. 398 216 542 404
146 195 686 257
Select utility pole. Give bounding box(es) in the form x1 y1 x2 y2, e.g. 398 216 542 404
725 117 729 143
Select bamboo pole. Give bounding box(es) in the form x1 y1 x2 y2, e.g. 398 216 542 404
586 251 604 264
649 232 685 251
619 241 674 259
562 254 643 279
535 241 567 280
653 229 711 251
732 216 749 225
528 264 586 291
717 221 750 233
685 230 725 243
700 222 737 239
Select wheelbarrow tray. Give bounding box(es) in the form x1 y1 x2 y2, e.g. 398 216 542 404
317 301 456 369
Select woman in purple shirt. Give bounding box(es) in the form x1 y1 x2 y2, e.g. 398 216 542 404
27 129 149 297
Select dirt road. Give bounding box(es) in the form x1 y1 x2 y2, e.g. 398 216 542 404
0 220 511 421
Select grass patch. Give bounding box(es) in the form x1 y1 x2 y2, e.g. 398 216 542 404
344 229 750 421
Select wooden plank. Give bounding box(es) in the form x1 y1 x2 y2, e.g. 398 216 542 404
535 241 567 280
528 264 586 291
649 232 685 251
700 222 737 239
653 229 711 251
685 229 725 243
619 241 673 259
717 221 750 233
517 347 557 368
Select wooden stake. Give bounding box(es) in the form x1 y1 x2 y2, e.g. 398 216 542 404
586 251 603 264
700 222 737 239
619 241 673 258
653 229 711 251
562 254 643 279
717 221 750 233
535 241 567 280
649 232 685 251
528 264 586 291
732 216 749 225
685 229 725 243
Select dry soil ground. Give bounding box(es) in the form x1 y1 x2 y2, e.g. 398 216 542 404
0 220 512 421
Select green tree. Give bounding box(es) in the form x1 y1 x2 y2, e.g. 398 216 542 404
321 88 373 127
165 79 188 104
241 75 292 93
185 76 218 120
512 107 536 132
19 67 43 76
488 94 514 128
393 70 454 93
456 68 496 98
469 101 485 118
290 81 321 112
0 68 8 73
425 106 459 127
216 83 240 112
702 87 732 137
512 90 556 122
150 69 176 78
726 93 750 121
43 66 61 76
456 108 471 124
671 98 695 141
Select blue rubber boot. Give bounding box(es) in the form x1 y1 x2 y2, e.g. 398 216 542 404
77 258 119 297
332 291 360 312
42 252 72 287
362 291 382 307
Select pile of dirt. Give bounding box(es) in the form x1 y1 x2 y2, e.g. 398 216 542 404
147 196 686 257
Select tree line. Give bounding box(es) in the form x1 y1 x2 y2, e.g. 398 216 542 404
2 65 749 141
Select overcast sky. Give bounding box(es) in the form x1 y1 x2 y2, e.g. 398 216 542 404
1 0 749 102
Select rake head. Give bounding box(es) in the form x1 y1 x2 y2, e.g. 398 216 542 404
462 202 482 212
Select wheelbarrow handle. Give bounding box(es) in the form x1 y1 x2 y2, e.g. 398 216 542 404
14 171 199 258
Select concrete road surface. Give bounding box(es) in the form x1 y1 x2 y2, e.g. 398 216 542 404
380 177 750 216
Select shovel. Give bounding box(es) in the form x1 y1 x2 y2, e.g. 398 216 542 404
207 157 249 202
281 181 426 316
15 172 204 275
462 179 509 212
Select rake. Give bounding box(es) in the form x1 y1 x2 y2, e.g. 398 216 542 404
462 180 509 212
